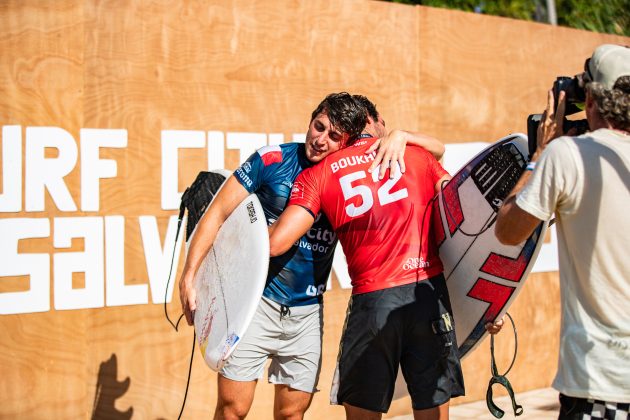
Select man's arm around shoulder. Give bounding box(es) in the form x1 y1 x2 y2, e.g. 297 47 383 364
269 205 315 257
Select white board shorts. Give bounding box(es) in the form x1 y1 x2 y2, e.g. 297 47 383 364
220 296 323 393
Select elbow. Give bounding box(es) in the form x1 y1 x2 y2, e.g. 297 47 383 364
494 219 522 246
269 241 282 257
269 236 289 257
495 233 522 247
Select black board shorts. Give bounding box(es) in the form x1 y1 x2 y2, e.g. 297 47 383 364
333 274 465 413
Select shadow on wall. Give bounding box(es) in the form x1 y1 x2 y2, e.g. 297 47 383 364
91 354 133 420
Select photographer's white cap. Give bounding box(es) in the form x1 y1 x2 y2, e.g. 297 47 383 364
588 44 630 90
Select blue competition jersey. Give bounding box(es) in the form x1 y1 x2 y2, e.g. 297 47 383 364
234 143 337 306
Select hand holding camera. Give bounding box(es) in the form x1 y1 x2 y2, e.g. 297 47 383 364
527 75 590 158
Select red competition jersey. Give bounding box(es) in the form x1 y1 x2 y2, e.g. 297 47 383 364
289 137 448 294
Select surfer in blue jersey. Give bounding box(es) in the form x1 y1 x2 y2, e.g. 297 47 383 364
496 45 630 419
179 92 445 420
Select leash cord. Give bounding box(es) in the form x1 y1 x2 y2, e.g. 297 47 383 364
438 178 496 281
486 312 523 418
176 331 196 420
415 194 439 282
441 156 524 240
441 178 498 238
162 208 195 419
491 312 518 376
164 172 228 419
164 210 186 332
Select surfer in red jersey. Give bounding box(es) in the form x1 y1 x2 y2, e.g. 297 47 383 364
268 131 504 418
496 45 630 419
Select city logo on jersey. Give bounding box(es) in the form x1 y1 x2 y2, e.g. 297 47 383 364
294 234 334 254
242 161 252 173
290 181 304 199
294 218 336 254
257 145 282 166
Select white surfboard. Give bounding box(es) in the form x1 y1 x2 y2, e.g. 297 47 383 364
434 133 548 358
186 171 269 371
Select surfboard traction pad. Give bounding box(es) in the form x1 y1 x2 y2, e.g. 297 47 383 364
180 171 227 240
434 134 548 359
183 171 269 371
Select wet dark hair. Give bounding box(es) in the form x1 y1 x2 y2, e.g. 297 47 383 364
310 92 367 145
352 94 380 122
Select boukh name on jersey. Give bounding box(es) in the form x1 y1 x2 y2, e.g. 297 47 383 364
330 151 376 173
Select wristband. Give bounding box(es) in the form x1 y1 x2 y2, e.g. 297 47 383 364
526 162 536 171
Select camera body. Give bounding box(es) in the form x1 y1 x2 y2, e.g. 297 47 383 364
552 76 586 116
527 76 589 158
527 113 589 158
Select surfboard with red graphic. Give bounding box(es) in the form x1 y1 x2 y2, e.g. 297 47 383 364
434 133 548 358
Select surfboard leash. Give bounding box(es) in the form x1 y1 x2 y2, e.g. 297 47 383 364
444 212 496 281
164 170 228 332
438 177 498 281
160 201 196 420
176 331 196 420
439 154 523 242
414 196 436 283
486 312 523 418
162 172 231 419
164 174 216 419
164 202 187 332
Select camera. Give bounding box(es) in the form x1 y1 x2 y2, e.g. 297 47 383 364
527 76 589 158
553 76 586 116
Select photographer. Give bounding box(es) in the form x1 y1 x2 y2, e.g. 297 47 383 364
495 44 630 419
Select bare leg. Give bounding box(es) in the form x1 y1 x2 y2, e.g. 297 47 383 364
343 403 382 420
214 374 257 420
273 384 314 420
413 401 449 420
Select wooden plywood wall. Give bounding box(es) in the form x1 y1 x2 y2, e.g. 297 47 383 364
1 1 628 418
